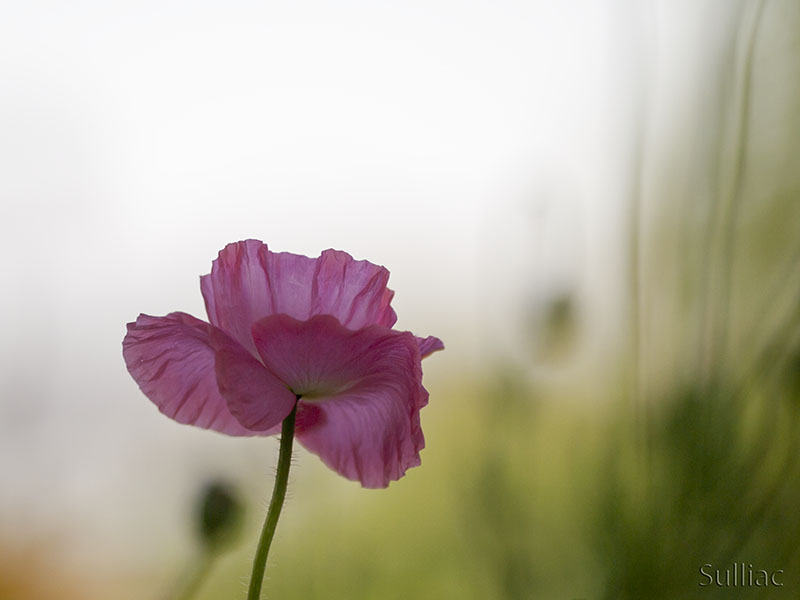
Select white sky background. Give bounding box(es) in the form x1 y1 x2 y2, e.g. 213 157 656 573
1 0 626 367
0 0 730 584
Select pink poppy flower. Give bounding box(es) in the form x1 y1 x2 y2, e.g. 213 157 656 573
123 240 443 488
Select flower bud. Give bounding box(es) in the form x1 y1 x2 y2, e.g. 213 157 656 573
196 481 243 550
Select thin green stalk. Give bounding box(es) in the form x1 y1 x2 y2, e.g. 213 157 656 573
247 401 298 600
700 0 765 381
623 0 653 497
714 0 766 367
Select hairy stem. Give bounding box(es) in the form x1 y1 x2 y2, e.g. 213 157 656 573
247 401 298 600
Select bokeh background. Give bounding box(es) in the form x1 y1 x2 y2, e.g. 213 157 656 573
2 0 799 598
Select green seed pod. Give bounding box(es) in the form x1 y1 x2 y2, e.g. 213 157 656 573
196 481 243 550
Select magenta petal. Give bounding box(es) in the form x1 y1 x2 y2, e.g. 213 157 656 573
122 313 255 436
251 314 427 488
200 240 318 354
200 241 398 352
209 328 297 432
312 249 397 329
416 335 445 359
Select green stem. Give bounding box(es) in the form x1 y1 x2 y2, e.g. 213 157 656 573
713 0 765 371
247 400 298 600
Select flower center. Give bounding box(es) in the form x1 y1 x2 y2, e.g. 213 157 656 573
289 380 358 402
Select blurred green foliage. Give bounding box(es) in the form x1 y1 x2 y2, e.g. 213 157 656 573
189 363 799 599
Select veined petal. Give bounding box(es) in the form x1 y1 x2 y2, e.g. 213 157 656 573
200 241 397 351
122 313 256 436
209 327 297 432
251 314 427 488
200 240 318 354
416 335 445 359
295 372 428 489
312 249 397 329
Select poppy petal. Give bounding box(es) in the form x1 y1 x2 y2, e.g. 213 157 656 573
200 240 318 354
416 335 445 359
209 327 297 432
312 249 397 329
251 314 426 488
200 241 397 353
122 312 256 435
